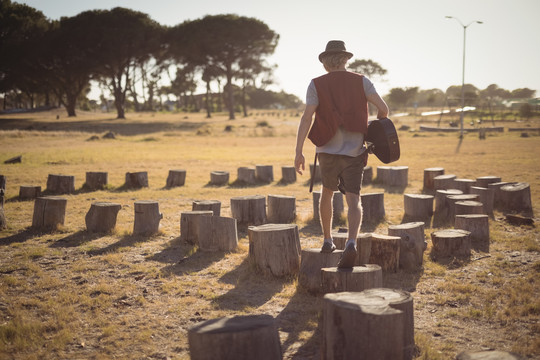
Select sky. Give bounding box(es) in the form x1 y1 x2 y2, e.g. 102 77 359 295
17 0 540 101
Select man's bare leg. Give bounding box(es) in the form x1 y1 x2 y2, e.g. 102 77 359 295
320 186 334 240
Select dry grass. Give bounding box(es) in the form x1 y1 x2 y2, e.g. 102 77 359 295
0 109 539 359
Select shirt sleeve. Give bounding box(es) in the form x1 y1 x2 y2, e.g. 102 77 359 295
362 76 377 96
306 80 319 106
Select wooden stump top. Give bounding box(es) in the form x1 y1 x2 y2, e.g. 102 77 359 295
388 221 425 230
431 229 470 239
323 291 398 313
248 223 296 232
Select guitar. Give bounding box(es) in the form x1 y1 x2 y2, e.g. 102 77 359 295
365 117 400 164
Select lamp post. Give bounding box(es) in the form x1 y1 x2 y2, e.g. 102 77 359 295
446 16 483 138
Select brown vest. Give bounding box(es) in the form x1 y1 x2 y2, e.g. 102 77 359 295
308 71 368 147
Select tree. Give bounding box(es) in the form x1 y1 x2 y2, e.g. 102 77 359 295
348 59 387 80
386 87 418 109
446 84 479 107
510 88 536 99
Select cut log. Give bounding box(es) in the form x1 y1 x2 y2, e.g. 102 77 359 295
196 216 238 252
125 171 148 189
321 291 404 360
298 248 343 293
19 185 41 200
433 174 457 191
311 190 345 226
331 232 372 265
85 202 122 233
188 314 282 360
230 195 266 225
4 155 22 164
84 172 108 190
430 229 471 260
388 222 427 271
455 214 489 252
361 192 385 227
321 264 383 293
376 165 391 184
255 165 273 183
368 233 401 272
248 224 301 277
452 178 476 194
456 350 524 360
499 182 532 216
280 166 296 184
423 167 445 193
505 214 534 226
32 196 67 231
237 167 256 185
180 210 213 244
267 194 296 223
446 194 480 220
387 166 408 188
455 200 484 215
488 182 515 210
434 189 463 216
469 186 494 216
166 169 186 187
210 171 229 186
46 174 75 194
475 175 502 188
133 200 162 235
361 288 415 360
192 200 221 216
403 193 433 223
362 165 373 185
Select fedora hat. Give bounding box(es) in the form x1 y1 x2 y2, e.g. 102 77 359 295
318 40 353 63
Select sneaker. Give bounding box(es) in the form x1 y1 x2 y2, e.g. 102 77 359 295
337 243 357 268
320 242 336 253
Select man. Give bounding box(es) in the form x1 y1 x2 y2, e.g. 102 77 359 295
294 40 389 268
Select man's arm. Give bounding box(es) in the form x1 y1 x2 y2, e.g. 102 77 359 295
366 92 389 119
294 104 317 175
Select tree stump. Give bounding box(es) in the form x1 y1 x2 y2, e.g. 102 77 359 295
32 196 67 231
280 166 296 184
455 350 524 360
231 195 266 225
125 171 148 189
255 165 273 183
237 167 256 185
248 224 301 277
311 191 344 226
196 216 238 252
387 166 408 188
85 172 108 190
430 229 471 260
453 178 476 194
403 194 433 223
210 171 229 186
267 194 296 223
376 165 391 184
455 214 489 252
298 248 343 293
46 174 75 194
4 155 22 164
368 233 401 272
321 264 383 293
475 175 502 188
133 200 162 235
433 189 463 226
362 165 373 185
361 288 415 360
361 192 385 227
321 291 404 360
310 163 321 183
388 222 427 271
331 232 372 265
188 314 282 360
455 200 484 216
499 182 532 216
469 186 494 216
433 174 457 191
192 200 221 216
488 182 515 210
85 202 122 233
446 194 480 220
19 185 41 200
180 210 214 244
423 167 445 193
166 169 186 187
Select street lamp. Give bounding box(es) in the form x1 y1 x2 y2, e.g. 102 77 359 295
446 16 483 138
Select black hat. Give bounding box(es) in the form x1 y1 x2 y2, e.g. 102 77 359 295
318 40 353 63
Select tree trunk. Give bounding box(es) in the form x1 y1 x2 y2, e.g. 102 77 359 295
225 66 235 120
454 214 489 252
46 174 75 195
321 264 383 293
85 172 108 191
210 171 229 186
32 196 67 231
196 216 238 252
85 202 122 233
298 248 343 293
388 222 427 271
423 167 445 193
180 211 214 244
368 233 401 273
280 166 296 184
133 200 162 235
231 195 266 226
430 229 471 260
192 200 221 216
267 195 296 223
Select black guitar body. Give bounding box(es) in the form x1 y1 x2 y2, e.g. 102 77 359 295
365 117 400 164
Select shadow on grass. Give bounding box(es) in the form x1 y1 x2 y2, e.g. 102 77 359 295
82 233 158 256
51 230 104 248
0 228 37 246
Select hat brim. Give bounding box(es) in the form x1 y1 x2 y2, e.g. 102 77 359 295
318 50 353 63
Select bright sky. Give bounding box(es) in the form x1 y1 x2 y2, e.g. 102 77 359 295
18 0 540 100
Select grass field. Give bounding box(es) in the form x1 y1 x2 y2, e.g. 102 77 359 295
0 109 539 359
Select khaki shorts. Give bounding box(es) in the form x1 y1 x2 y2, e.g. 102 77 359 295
318 152 367 195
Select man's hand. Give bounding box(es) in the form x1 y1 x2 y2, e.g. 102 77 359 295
295 153 305 175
